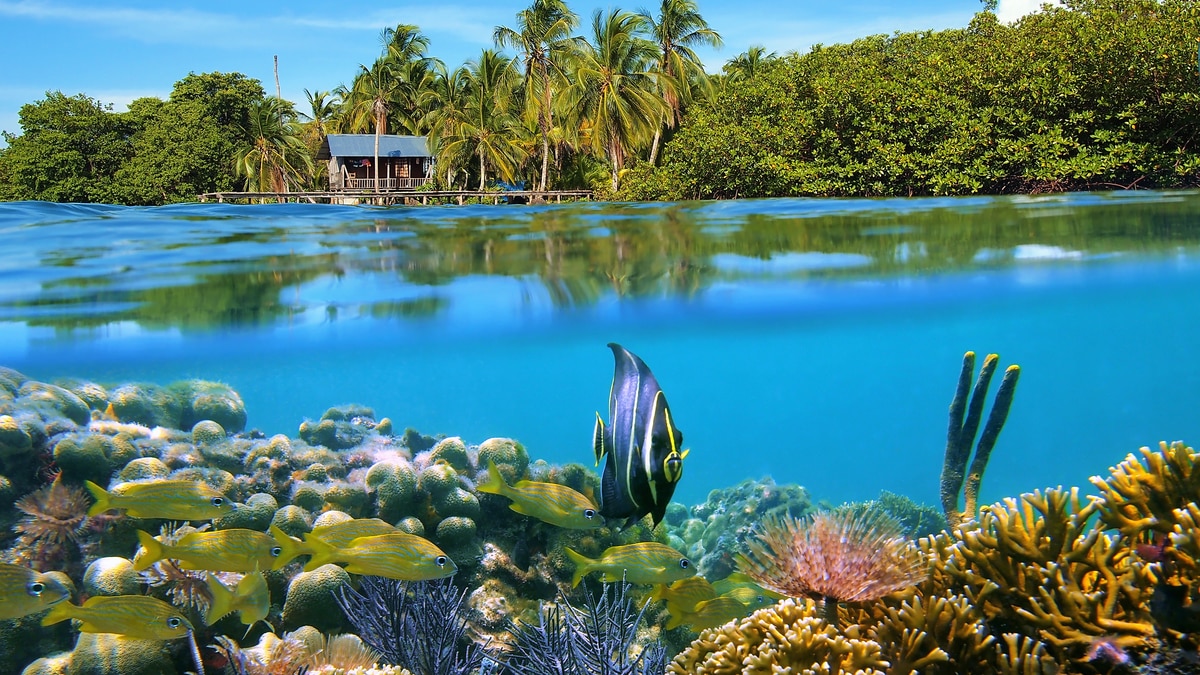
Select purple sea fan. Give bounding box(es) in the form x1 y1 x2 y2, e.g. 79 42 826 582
737 508 927 624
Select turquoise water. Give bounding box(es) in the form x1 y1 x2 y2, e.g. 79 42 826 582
2 193 1199 510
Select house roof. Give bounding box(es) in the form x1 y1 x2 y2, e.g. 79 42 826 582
319 134 431 160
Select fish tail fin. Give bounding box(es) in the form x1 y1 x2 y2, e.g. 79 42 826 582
665 606 688 630
302 534 335 572
592 413 606 466
565 547 593 588
204 573 233 625
134 530 165 572
476 459 508 496
41 600 76 627
649 583 669 603
269 525 305 571
84 480 111 517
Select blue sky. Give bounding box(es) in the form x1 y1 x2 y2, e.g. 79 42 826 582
0 0 1052 143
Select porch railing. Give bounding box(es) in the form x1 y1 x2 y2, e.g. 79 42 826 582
343 177 432 190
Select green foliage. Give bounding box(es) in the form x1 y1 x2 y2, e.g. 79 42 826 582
0 72 270 204
0 93 133 202
114 97 236 204
660 0 1200 199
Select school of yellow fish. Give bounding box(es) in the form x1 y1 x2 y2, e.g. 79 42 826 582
4 425 771 647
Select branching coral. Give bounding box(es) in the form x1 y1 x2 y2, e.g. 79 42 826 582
334 576 488 675
737 509 927 624
668 598 889 675
1090 441 1200 541
924 488 1155 658
503 580 667 675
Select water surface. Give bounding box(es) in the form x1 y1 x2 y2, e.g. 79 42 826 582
2 192 1198 508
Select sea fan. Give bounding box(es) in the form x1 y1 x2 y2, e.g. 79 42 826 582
738 508 927 623
334 576 488 675
502 581 668 675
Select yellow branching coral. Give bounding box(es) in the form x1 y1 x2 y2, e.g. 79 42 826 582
668 598 889 675
1091 441 1200 540
850 591 994 674
994 634 1056 675
924 488 1154 655
738 509 927 623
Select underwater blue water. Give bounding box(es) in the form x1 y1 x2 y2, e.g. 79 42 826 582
1 193 1198 510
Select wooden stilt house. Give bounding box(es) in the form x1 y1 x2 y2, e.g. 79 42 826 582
318 134 434 190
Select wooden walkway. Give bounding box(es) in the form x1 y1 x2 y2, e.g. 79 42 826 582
196 190 593 205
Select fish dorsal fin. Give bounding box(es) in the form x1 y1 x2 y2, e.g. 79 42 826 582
593 412 607 466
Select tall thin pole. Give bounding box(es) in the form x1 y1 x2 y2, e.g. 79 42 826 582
274 55 281 100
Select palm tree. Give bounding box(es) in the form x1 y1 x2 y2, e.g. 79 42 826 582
640 0 722 165
380 24 441 134
298 89 339 140
572 9 664 191
439 50 526 190
234 97 314 196
723 45 777 80
423 63 472 187
343 59 401 192
494 0 583 192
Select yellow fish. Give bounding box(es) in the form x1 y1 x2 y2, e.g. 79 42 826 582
86 479 234 520
651 576 717 614
711 572 785 600
477 459 604 530
135 528 281 573
42 595 192 640
566 542 695 587
268 519 397 570
719 585 779 612
0 563 71 620
304 532 457 580
666 595 748 631
205 571 270 628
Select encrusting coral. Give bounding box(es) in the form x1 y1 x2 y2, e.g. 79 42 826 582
737 509 927 624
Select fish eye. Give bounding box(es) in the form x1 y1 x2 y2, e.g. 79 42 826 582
435 555 448 567
270 546 283 557
27 582 44 597
211 497 225 507
679 558 690 569
584 509 596 519
167 617 182 629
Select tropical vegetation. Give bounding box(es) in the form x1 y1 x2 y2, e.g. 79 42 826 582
0 0 1197 204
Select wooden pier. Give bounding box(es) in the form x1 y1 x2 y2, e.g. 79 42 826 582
196 189 593 206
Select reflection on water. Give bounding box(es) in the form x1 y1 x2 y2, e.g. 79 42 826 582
1 191 1198 334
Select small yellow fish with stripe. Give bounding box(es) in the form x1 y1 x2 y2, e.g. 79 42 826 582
711 571 785 601
134 528 281 573
0 563 71 620
205 571 270 628
268 519 398 570
666 595 748 631
42 595 192 640
566 542 695 587
651 576 717 615
477 459 604 530
85 479 234 520
304 532 457 580
719 585 779 612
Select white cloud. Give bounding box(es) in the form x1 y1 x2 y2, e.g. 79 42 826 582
995 0 1064 23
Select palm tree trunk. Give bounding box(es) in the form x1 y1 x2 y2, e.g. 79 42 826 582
479 153 487 191
649 125 663 165
538 67 552 192
373 114 382 194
